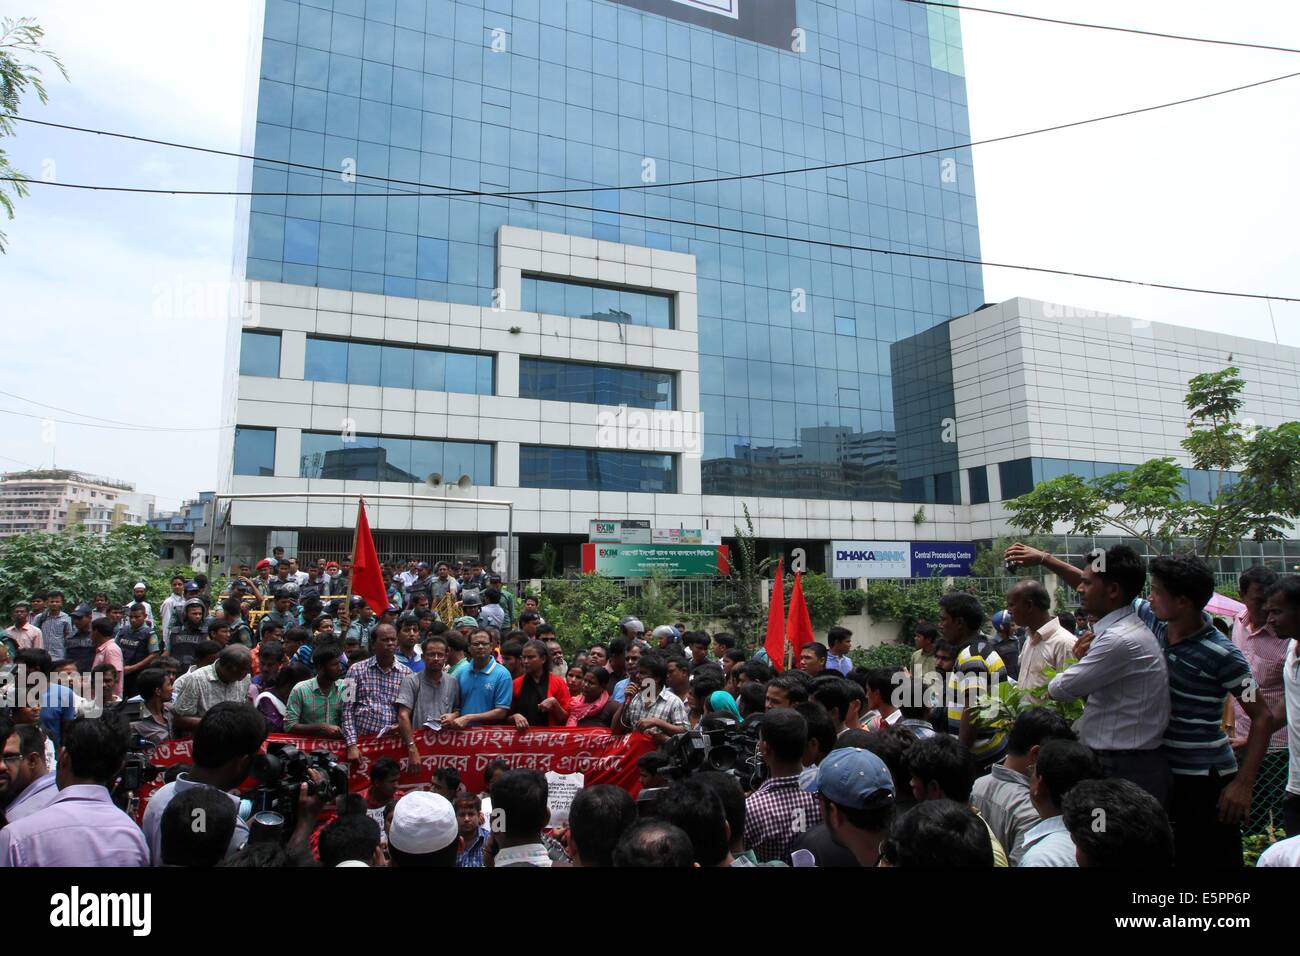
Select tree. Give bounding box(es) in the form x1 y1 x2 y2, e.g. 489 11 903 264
718 505 773 650
0 524 162 610
0 17 67 252
782 571 843 632
1004 366 1300 558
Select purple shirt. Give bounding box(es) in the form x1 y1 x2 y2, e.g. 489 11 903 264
0 784 149 866
3 771 59 822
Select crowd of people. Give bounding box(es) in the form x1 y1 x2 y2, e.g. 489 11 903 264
1 540 1299 869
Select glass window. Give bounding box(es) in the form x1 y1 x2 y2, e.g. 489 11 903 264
381 345 415 390
347 342 383 386
968 465 989 505
520 446 676 492
304 337 491 395
299 431 491 484
522 276 673 329
239 331 282 377
998 459 1035 500
305 337 348 383
233 427 277 477
519 358 674 409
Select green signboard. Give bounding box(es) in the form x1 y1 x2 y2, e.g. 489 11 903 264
581 543 729 578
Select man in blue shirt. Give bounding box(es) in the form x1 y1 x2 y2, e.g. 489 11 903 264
446 628 511 728
12 649 76 751
1133 554 1271 868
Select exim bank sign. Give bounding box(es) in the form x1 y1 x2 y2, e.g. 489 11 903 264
611 0 798 49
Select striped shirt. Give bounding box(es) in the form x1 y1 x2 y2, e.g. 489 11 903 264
1133 600 1253 777
946 640 1007 764
1048 606 1168 752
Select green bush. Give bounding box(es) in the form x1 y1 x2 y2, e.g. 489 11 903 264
782 571 844 632
865 579 944 640
622 571 681 631
849 643 915 670
537 573 628 658
0 524 163 611
840 587 867 615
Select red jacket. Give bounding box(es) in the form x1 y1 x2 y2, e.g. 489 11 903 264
510 672 571 726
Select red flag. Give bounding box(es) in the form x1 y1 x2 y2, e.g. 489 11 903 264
350 498 389 615
786 570 814 672
764 557 785 672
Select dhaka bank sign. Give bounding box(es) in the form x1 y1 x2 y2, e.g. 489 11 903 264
612 0 797 49
832 541 976 580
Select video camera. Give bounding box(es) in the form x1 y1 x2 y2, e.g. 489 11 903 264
245 742 350 839
109 699 162 812
662 714 764 790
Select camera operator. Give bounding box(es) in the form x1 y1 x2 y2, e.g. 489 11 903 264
141 701 267 865
0 712 149 866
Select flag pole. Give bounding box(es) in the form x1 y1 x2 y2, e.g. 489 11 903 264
347 497 362 607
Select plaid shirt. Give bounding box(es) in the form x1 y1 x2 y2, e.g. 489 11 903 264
342 656 410 745
619 686 688 731
744 774 824 865
456 826 491 868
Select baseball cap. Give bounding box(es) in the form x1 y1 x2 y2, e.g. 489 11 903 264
184 581 201 593
816 748 895 810
454 616 479 629
389 791 459 855
416 561 430 570
71 603 93 619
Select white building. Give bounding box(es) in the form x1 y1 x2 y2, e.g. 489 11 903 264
0 470 156 540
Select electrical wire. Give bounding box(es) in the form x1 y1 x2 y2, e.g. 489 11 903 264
902 1 1300 56
6 173 1299 302
7 67 1300 198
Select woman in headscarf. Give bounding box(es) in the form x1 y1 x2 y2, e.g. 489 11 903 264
566 666 618 727
705 689 743 723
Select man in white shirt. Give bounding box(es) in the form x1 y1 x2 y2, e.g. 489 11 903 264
1006 579 1076 691
159 575 187 646
1019 739 1103 866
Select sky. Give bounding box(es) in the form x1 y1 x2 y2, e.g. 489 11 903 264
0 0 1297 511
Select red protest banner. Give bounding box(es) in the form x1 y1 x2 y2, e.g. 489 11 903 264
137 727 655 820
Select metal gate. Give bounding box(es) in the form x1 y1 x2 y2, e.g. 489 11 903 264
297 531 485 567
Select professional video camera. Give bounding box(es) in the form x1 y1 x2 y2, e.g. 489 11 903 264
245 742 350 839
662 714 764 790
109 700 161 813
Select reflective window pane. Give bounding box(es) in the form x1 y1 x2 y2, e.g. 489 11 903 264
381 345 414 389
519 357 674 410
299 431 491 483
305 337 348 383
233 427 277 477
520 446 675 492
239 331 282 377
522 276 672 329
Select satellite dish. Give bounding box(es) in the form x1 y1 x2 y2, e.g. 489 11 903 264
456 474 473 490
426 473 443 488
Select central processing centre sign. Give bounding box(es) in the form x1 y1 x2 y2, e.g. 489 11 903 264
832 541 976 579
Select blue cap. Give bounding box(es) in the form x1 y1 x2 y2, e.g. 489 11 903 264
816 748 894 810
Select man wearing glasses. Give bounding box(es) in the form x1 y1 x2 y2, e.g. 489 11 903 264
444 629 511 729
397 635 461 763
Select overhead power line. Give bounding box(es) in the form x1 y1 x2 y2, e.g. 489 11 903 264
8 67 1300 199
6 172 1299 303
903 1 1300 56
0 406 230 433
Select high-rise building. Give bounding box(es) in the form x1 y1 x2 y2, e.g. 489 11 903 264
0 470 155 540
221 1 1298 575
221 0 985 571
